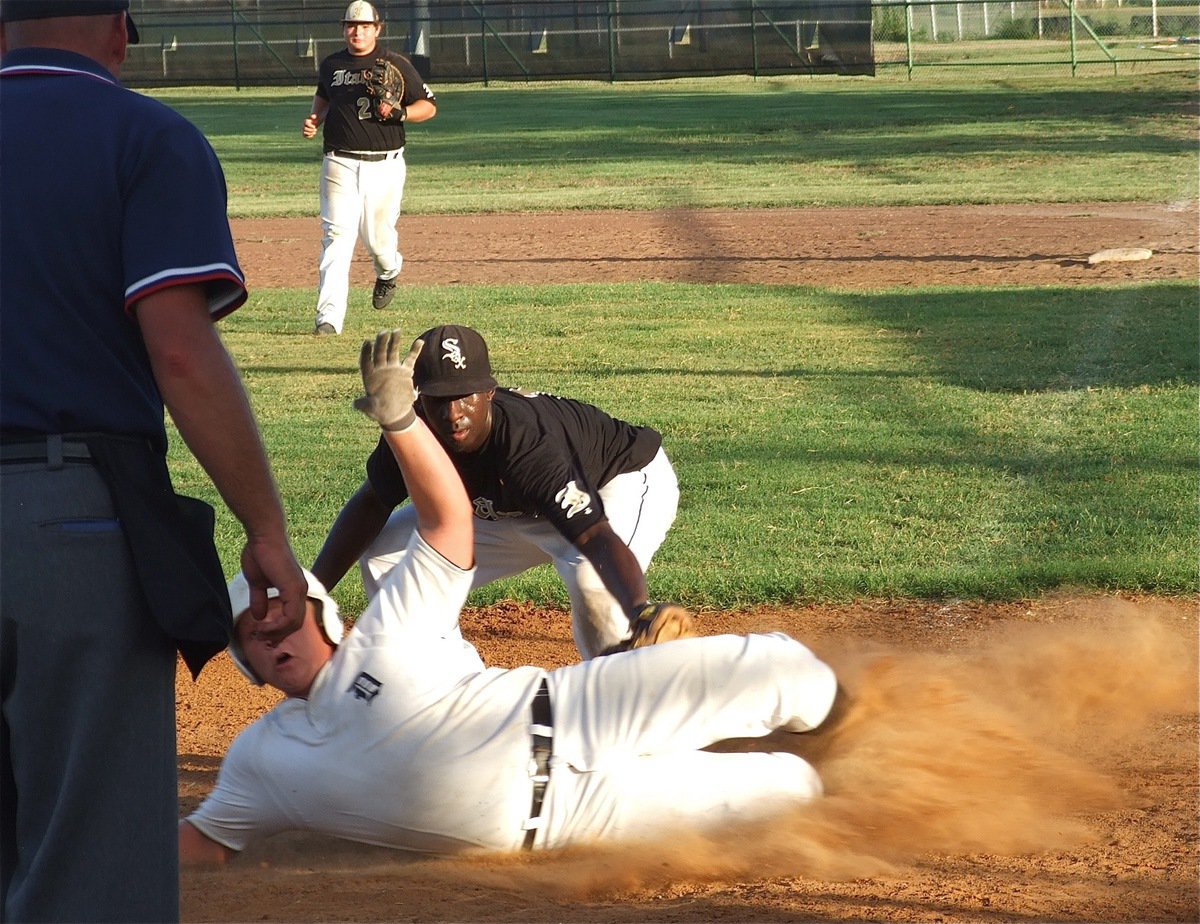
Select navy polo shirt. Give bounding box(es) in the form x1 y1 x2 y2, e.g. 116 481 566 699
0 48 247 444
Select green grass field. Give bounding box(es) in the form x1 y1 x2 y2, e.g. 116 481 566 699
151 75 1199 616
168 282 1198 617
153 72 1199 216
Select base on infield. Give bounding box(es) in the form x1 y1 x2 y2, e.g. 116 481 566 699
1087 246 1155 264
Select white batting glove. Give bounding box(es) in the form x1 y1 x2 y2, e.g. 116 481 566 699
353 330 423 431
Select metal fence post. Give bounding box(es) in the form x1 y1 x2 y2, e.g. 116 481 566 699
1068 0 1077 76
230 0 241 90
607 1 616 83
906 0 915 79
480 2 488 87
751 0 759 78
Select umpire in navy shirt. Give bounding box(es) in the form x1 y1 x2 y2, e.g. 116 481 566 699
0 2 307 920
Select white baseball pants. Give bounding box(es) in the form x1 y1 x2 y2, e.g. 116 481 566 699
315 150 406 333
536 631 838 849
361 447 681 659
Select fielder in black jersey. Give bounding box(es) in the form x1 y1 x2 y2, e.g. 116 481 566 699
313 325 682 658
301 1 437 335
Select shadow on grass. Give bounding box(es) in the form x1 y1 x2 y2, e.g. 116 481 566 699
837 283 1198 392
165 81 1198 170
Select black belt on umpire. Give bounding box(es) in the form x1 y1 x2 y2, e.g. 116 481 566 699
0 433 93 466
521 678 553 850
328 148 403 162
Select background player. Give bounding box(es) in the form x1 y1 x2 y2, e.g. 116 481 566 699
180 330 839 863
302 1 437 335
0 2 306 919
313 324 683 659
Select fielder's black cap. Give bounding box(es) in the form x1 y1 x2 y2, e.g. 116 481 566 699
413 325 498 397
1 0 140 44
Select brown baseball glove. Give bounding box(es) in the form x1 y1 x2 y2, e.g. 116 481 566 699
600 602 700 656
364 57 406 122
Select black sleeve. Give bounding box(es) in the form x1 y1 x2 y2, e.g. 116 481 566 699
314 54 332 102
364 434 412 509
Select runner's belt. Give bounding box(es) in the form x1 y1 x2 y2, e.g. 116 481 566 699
522 678 553 850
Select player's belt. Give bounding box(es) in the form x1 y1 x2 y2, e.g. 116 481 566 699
329 148 403 162
521 678 554 850
0 435 92 465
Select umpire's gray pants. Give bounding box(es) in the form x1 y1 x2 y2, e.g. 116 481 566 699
1 458 178 923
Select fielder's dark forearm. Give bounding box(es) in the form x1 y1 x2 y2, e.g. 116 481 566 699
574 521 649 622
311 480 393 590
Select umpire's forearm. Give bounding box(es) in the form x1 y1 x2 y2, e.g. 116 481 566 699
138 286 290 543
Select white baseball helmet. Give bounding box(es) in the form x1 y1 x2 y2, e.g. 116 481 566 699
226 569 344 685
342 1 380 23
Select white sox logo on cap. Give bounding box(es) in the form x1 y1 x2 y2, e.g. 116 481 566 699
441 337 468 370
413 324 498 396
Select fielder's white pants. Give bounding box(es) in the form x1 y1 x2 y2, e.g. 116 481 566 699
315 150 406 333
536 631 838 849
361 447 680 659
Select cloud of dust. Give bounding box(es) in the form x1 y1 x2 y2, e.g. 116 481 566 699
436 598 1197 899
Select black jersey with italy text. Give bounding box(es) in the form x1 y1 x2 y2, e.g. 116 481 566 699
366 388 662 542
315 49 435 153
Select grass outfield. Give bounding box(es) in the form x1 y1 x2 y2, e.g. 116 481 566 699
149 72 1199 217
168 281 1199 616
148 76 1197 612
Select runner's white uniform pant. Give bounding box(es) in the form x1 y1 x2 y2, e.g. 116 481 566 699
315 149 406 333
534 631 837 849
361 447 680 659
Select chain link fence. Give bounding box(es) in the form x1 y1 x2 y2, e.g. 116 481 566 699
120 0 1198 87
874 0 1200 75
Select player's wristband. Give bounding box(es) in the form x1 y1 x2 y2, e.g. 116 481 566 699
382 407 417 432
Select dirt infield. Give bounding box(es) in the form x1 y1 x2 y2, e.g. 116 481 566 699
231 201 1198 291
179 203 1200 923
